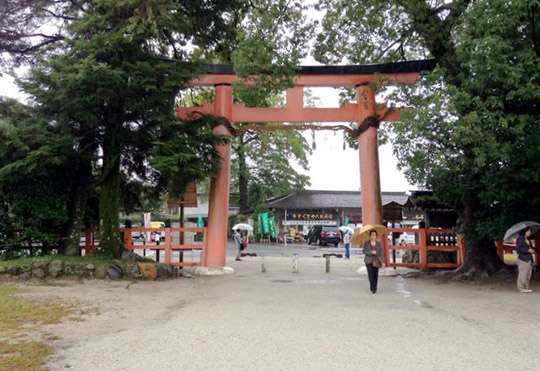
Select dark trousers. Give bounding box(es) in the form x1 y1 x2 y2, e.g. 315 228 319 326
366 263 379 292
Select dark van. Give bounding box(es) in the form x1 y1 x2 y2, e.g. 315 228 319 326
307 226 341 246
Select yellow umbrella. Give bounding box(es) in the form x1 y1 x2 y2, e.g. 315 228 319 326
350 224 387 245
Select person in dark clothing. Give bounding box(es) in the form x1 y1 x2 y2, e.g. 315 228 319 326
516 227 535 293
234 229 243 261
362 230 385 294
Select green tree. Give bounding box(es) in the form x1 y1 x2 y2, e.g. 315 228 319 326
0 97 79 254
2 0 245 258
316 0 540 276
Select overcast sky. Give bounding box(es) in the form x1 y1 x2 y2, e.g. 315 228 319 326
295 84 413 193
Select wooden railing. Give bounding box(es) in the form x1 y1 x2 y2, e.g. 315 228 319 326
121 227 207 267
383 228 465 270
81 229 98 254
81 227 207 267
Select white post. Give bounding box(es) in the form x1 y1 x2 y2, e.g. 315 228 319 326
326 255 330 273
292 253 299 273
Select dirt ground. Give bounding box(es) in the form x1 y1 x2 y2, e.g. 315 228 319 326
14 257 540 371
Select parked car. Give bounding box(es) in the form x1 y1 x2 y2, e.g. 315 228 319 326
307 226 341 246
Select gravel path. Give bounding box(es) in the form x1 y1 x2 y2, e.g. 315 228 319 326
22 257 540 370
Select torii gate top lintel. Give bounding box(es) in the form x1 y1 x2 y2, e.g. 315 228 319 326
177 59 436 124
190 59 436 87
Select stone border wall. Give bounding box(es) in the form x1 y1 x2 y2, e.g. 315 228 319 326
0 257 180 281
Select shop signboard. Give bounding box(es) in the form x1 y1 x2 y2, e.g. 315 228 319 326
288 211 335 221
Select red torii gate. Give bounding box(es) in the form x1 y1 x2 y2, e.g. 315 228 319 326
177 60 436 271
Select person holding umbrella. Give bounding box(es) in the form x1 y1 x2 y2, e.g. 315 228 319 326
343 231 351 259
234 229 244 261
516 227 535 293
361 228 385 294
351 224 386 293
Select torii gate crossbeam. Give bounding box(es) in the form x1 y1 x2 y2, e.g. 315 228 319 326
176 59 436 271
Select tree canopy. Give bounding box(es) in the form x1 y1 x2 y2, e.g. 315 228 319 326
316 0 540 275
0 0 245 257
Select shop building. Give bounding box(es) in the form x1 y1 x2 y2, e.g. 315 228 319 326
267 190 410 236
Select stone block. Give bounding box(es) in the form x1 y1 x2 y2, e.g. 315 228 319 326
94 265 108 279
156 264 169 279
48 260 64 278
124 263 140 278
137 263 157 280
33 262 49 271
121 251 137 263
32 268 46 280
107 265 124 280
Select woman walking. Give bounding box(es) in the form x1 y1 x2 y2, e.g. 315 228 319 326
363 229 384 294
516 227 535 293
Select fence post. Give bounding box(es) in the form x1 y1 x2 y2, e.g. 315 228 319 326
202 227 208 265
164 228 171 264
457 234 466 266
85 229 92 255
419 229 428 270
382 233 389 266
124 229 132 251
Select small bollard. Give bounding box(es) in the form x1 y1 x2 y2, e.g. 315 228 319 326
326 255 330 273
261 256 266 273
292 254 299 273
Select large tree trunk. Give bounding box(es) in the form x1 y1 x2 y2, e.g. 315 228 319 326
99 124 124 258
454 192 504 277
238 134 249 213
63 157 92 256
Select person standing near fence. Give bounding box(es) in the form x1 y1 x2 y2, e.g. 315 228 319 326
343 231 351 259
516 227 535 293
234 229 243 261
363 230 384 294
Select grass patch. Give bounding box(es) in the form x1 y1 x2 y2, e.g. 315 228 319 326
0 285 71 338
0 254 113 268
0 340 51 371
0 284 74 370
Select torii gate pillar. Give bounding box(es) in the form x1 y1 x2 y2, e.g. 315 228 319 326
357 84 383 225
204 84 233 268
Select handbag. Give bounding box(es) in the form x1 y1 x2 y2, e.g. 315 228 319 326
372 256 382 268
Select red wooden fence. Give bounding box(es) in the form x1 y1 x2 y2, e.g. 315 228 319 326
383 228 464 270
81 227 207 267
